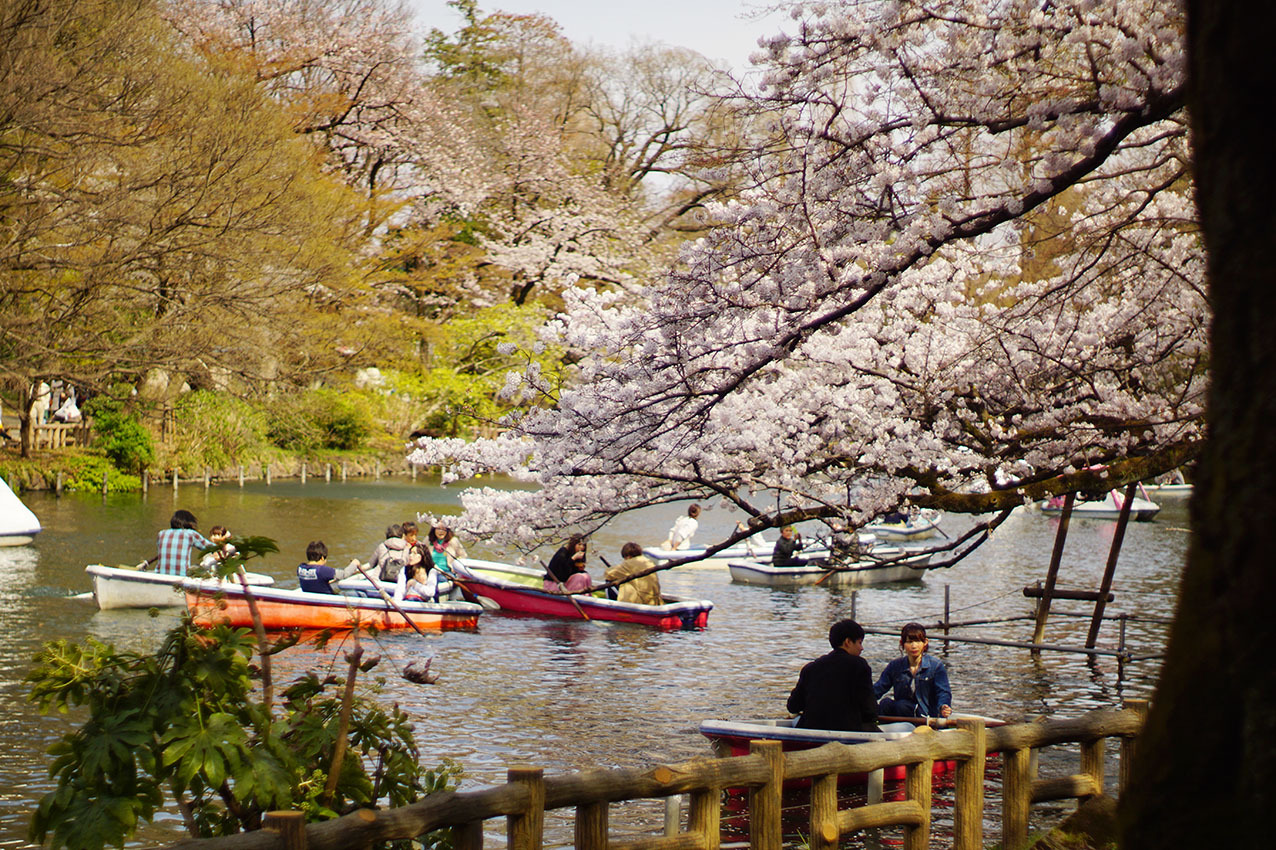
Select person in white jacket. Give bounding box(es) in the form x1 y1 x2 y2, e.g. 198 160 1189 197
664 504 701 550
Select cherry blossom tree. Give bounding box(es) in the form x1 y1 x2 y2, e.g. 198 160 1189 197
409 0 1205 554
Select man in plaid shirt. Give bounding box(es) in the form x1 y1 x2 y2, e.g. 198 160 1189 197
155 509 214 576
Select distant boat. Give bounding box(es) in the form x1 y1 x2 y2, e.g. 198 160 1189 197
86 563 274 610
727 549 933 587
864 509 943 541
0 478 40 546
1039 491 1160 521
643 538 832 569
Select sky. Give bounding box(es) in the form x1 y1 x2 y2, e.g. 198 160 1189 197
408 0 788 71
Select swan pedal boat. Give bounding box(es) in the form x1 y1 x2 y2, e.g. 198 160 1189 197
863 509 943 541
184 578 482 631
453 558 713 629
727 549 933 587
1039 491 1160 521
86 563 274 610
699 713 1004 784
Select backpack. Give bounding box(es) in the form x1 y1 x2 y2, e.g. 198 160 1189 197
378 544 409 582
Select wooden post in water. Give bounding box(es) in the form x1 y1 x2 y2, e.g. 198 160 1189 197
301 462 307 484
375 460 382 480
749 740 783 850
265 465 272 485
1087 481 1136 648
203 468 210 490
325 463 332 483
850 589 858 621
1032 492 1074 651
139 471 145 496
506 766 544 850
101 471 108 496
263 811 307 850
172 468 179 492
341 461 348 482
411 462 418 481
953 719 986 850
576 801 608 850
56 471 63 496
943 584 951 651
238 466 244 487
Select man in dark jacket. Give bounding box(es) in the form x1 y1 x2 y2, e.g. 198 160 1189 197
786 619 880 732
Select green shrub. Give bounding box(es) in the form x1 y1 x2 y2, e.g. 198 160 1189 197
169 391 271 471
62 453 141 493
266 388 372 453
82 385 155 473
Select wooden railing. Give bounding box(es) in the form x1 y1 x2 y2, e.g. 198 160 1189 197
31 421 92 450
156 701 1148 850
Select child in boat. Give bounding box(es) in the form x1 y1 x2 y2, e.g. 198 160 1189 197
198 526 237 569
662 504 701 550
604 542 662 605
297 541 360 594
873 623 953 719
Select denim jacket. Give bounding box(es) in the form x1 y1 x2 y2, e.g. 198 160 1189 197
872 654 952 717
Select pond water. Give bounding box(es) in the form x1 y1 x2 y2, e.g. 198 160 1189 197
0 478 1187 848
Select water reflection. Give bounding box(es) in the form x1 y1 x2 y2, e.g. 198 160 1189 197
0 482 1186 847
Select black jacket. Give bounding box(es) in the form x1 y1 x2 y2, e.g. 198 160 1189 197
786 649 880 732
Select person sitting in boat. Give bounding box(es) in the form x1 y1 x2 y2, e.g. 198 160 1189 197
772 525 808 566
787 619 881 732
873 623 953 720
154 509 215 576
427 520 468 569
662 504 701 550
361 524 406 581
544 535 589 592
604 542 663 605
198 526 237 569
297 540 360 594
735 520 770 557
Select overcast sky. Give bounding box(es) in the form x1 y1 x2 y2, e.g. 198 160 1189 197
408 0 787 71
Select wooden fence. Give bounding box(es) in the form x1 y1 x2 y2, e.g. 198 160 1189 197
31 421 92 450
153 700 1147 850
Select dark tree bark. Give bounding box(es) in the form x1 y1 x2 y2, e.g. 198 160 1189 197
1120 3 1276 846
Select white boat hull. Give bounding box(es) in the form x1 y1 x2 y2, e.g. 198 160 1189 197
727 551 932 587
0 479 40 546
86 564 274 610
864 511 943 541
1039 492 1160 521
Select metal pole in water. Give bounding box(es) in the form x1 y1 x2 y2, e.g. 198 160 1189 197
851 589 858 621
944 584 951 651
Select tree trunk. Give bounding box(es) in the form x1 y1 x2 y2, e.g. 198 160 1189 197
17 382 33 458
1120 3 1276 847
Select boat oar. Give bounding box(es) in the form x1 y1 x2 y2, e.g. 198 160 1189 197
352 562 429 637
540 558 591 622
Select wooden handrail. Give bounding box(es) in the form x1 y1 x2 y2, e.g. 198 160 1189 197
147 701 1149 850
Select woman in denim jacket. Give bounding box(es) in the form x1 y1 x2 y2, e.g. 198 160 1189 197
874 623 953 718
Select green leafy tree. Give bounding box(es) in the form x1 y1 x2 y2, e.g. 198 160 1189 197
27 540 458 850
82 385 156 474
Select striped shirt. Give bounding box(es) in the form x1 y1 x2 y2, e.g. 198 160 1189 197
155 528 214 576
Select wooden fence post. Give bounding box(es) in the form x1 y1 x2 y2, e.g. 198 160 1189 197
203 468 210 489
1002 746 1032 850
263 811 307 850
749 739 783 850
1032 493 1074 650
239 465 245 487
903 729 933 850
953 719 986 850
1120 699 1150 793
1080 737 1105 798
809 769 839 850
172 468 179 492
688 786 721 850
453 821 484 850
575 801 607 850
341 461 348 481
507 766 544 850
326 463 332 482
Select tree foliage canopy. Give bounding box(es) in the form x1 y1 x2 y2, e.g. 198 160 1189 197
409 0 1205 550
